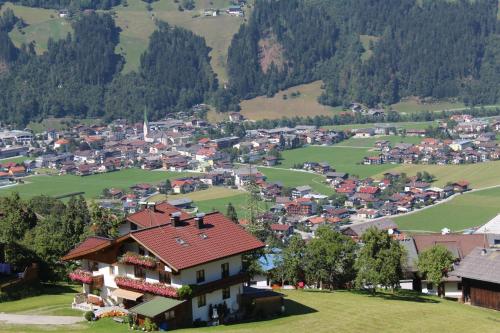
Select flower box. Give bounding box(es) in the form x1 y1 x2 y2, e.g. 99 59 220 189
115 276 178 298
119 252 158 269
69 269 93 284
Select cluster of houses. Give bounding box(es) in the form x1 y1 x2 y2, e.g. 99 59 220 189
0 112 348 183
258 167 469 231
363 136 500 165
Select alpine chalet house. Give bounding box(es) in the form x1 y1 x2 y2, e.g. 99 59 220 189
63 203 265 329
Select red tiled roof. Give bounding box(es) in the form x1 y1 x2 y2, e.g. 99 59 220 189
271 224 292 231
63 236 112 260
131 212 265 270
126 202 190 228
358 186 379 194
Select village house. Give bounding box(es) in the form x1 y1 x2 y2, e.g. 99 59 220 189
63 209 265 328
452 247 500 311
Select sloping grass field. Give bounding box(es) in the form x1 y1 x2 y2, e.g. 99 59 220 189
395 186 500 232
1 3 72 53
2 0 243 80
0 288 499 333
0 169 193 199
238 81 342 121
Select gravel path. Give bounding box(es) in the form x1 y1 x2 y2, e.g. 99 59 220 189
0 313 83 325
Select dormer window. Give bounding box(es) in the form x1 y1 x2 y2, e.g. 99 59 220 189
199 233 208 240
175 237 187 246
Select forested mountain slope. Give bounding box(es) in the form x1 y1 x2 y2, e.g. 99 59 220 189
0 11 217 125
227 0 500 108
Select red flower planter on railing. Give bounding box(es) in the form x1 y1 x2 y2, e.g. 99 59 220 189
118 252 158 269
115 276 178 298
69 269 93 284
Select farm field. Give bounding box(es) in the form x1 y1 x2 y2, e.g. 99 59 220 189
323 121 437 131
194 192 251 219
373 160 500 189
336 135 422 148
257 167 335 195
147 187 243 203
238 81 343 121
1 289 499 333
0 169 193 199
0 3 72 53
390 99 466 114
26 117 101 133
277 146 393 178
395 186 500 232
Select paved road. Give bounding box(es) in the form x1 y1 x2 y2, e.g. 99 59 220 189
0 313 83 325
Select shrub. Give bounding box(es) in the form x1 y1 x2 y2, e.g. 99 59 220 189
177 285 193 299
84 311 95 322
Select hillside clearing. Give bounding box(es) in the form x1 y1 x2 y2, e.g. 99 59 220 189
239 81 342 120
1 2 72 53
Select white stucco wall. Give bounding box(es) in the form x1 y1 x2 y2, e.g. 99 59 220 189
171 255 242 288
191 284 242 322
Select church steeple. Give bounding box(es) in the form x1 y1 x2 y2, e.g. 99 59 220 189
143 107 149 140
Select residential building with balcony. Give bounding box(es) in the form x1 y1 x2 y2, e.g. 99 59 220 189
62 210 265 329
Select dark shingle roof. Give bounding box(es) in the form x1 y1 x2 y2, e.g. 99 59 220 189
452 247 500 284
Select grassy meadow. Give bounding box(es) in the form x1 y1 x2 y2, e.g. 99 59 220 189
1 3 72 53
395 186 500 232
373 160 500 189
257 167 334 195
336 135 422 148
277 146 393 178
0 288 500 333
2 0 243 80
0 169 193 199
323 121 437 131
389 99 466 114
238 81 343 121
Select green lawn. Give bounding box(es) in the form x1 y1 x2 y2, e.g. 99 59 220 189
0 169 193 199
195 192 252 219
0 289 499 333
257 167 334 195
0 284 81 316
395 186 500 232
278 146 394 178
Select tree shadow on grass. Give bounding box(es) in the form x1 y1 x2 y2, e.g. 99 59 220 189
39 283 80 295
220 298 317 328
350 289 440 304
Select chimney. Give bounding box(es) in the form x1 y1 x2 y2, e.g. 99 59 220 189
195 213 205 229
170 212 181 227
147 202 156 212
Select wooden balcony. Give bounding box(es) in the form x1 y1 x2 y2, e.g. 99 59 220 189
194 272 249 296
